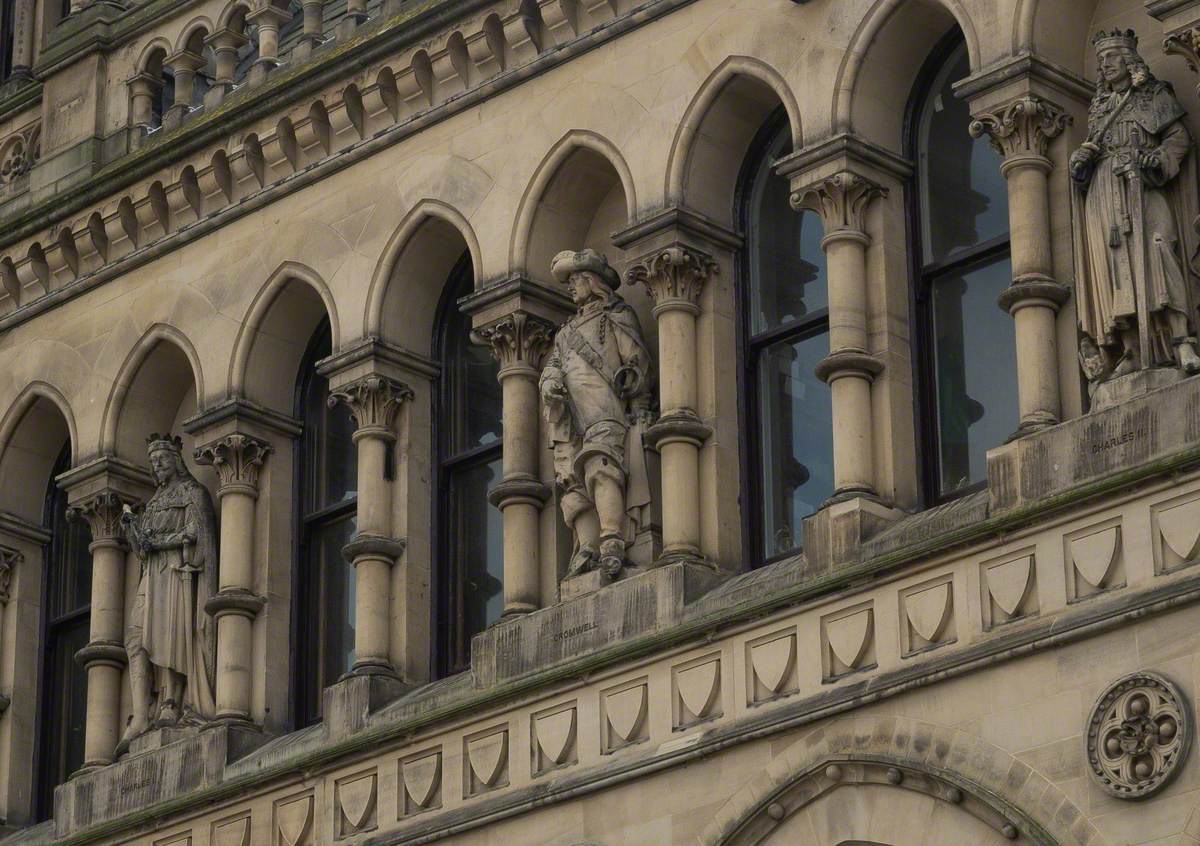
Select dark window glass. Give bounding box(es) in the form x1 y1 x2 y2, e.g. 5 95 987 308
742 123 833 562
295 321 359 727
437 255 503 675
36 444 92 821
913 37 1019 501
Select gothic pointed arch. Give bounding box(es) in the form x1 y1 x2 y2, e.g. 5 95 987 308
665 55 802 225
0 382 76 522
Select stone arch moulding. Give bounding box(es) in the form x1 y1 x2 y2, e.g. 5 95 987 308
833 0 980 139
228 260 340 400
0 380 77 465
100 323 205 456
508 129 637 275
700 715 1107 846
174 16 215 53
0 381 78 520
217 0 253 30
364 199 482 338
135 38 172 74
664 55 802 210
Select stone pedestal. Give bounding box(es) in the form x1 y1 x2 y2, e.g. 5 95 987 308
54 723 267 837
321 673 409 741
470 562 724 688
801 496 905 574
1089 367 1184 412
988 372 1200 513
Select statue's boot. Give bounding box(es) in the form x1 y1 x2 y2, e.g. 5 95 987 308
565 544 598 579
1179 340 1200 374
598 534 625 578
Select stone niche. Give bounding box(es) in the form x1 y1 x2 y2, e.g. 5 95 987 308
470 562 724 688
987 373 1200 514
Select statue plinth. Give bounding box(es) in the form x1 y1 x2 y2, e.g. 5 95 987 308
1090 367 1185 411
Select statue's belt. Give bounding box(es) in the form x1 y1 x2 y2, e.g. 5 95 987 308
560 324 620 395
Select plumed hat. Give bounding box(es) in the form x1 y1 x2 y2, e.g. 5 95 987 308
551 249 621 290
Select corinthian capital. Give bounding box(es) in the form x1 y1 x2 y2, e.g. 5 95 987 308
626 244 719 310
471 311 556 370
66 490 134 542
790 172 886 239
327 374 414 433
1166 27 1200 74
0 546 19 605
969 95 1070 161
194 434 272 492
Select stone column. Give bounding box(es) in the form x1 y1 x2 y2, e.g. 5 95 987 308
10 0 35 79
328 374 412 677
473 312 555 615
67 491 133 772
194 434 270 724
970 96 1071 437
247 4 292 80
163 49 205 125
627 245 719 564
300 0 325 48
127 72 161 130
791 172 887 500
204 27 249 98
0 546 17 714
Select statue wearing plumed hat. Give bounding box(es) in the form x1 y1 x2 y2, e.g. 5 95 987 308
540 249 654 580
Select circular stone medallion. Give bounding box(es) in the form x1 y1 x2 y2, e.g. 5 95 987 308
1086 672 1191 800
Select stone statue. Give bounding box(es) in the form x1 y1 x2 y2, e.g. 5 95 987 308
119 433 218 746
540 249 655 580
1070 28 1200 390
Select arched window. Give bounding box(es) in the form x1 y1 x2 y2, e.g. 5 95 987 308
35 444 91 820
435 256 503 675
910 34 1018 502
739 115 833 563
294 320 358 726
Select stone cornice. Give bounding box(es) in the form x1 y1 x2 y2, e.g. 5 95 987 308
0 77 41 128
182 397 304 440
0 509 50 545
774 132 913 185
55 455 155 503
458 275 574 323
952 51 1093 106
315 336 441 381
0 0 701 335
610 205 743 251
1147 0 1200 20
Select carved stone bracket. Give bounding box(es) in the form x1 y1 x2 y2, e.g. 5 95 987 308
968 95 1070 166
66 490 135 542
194 433 273 494
471 311 556 370
789 172 886 240
0 545 19 605
327 374 414 435
626 244 719 312
1165 27 1200 92
1086 671 1191 799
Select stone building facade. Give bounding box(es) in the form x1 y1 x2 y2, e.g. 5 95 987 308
0 0 1197 842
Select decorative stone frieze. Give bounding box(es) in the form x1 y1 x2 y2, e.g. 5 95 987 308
0 545 19 605
789 171 886 239
0 122 38 187
194 433 272 495
1086 672 1191 799
968 95 1070 164
327 374 413 438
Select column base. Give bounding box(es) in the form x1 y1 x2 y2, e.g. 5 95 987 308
1006 410 1060 442
801 495 904 574
322 672 410 740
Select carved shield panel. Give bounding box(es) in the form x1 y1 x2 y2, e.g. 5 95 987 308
906 582 952 643
275 795 312 846
337 772 376 833
212 817 250 846
751 635 795 695
987 555 1032 617
1159 498 1200 561
403 752 441 810
467 730 508 788
676 659 720 721
826 608 872 670
535 708 576 766
1071 526 1119 587
606 684 647 743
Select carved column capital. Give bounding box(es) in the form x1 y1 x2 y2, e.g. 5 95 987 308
626 243 720 314
969 95 1070 167
790 172 886 242
66 490 135 543
1165 27 1200 96
328 374 414 435
0 546 20 605
194 433 273 495
471 311 557 371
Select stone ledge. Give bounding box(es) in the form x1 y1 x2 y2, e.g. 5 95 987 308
470 562 725 688
53 723 267 838
987 372 1200 513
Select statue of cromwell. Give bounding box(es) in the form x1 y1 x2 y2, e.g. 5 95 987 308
119 433 218 745
540 249 655 580
1070 28 1200 387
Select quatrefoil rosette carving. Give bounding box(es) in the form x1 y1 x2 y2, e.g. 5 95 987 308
1086 672 1191 799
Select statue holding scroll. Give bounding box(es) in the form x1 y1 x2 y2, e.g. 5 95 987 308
119 434 218 745
540 249 655 580
1070 28 1200 389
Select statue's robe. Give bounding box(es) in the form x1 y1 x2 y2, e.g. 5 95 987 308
133 475 218 719
542 297 654 541
1071 79 1200 364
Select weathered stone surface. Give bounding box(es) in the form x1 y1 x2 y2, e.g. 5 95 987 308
988 373 1200 512
53 724 266 837
321 673 410 741
470 563 724 688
